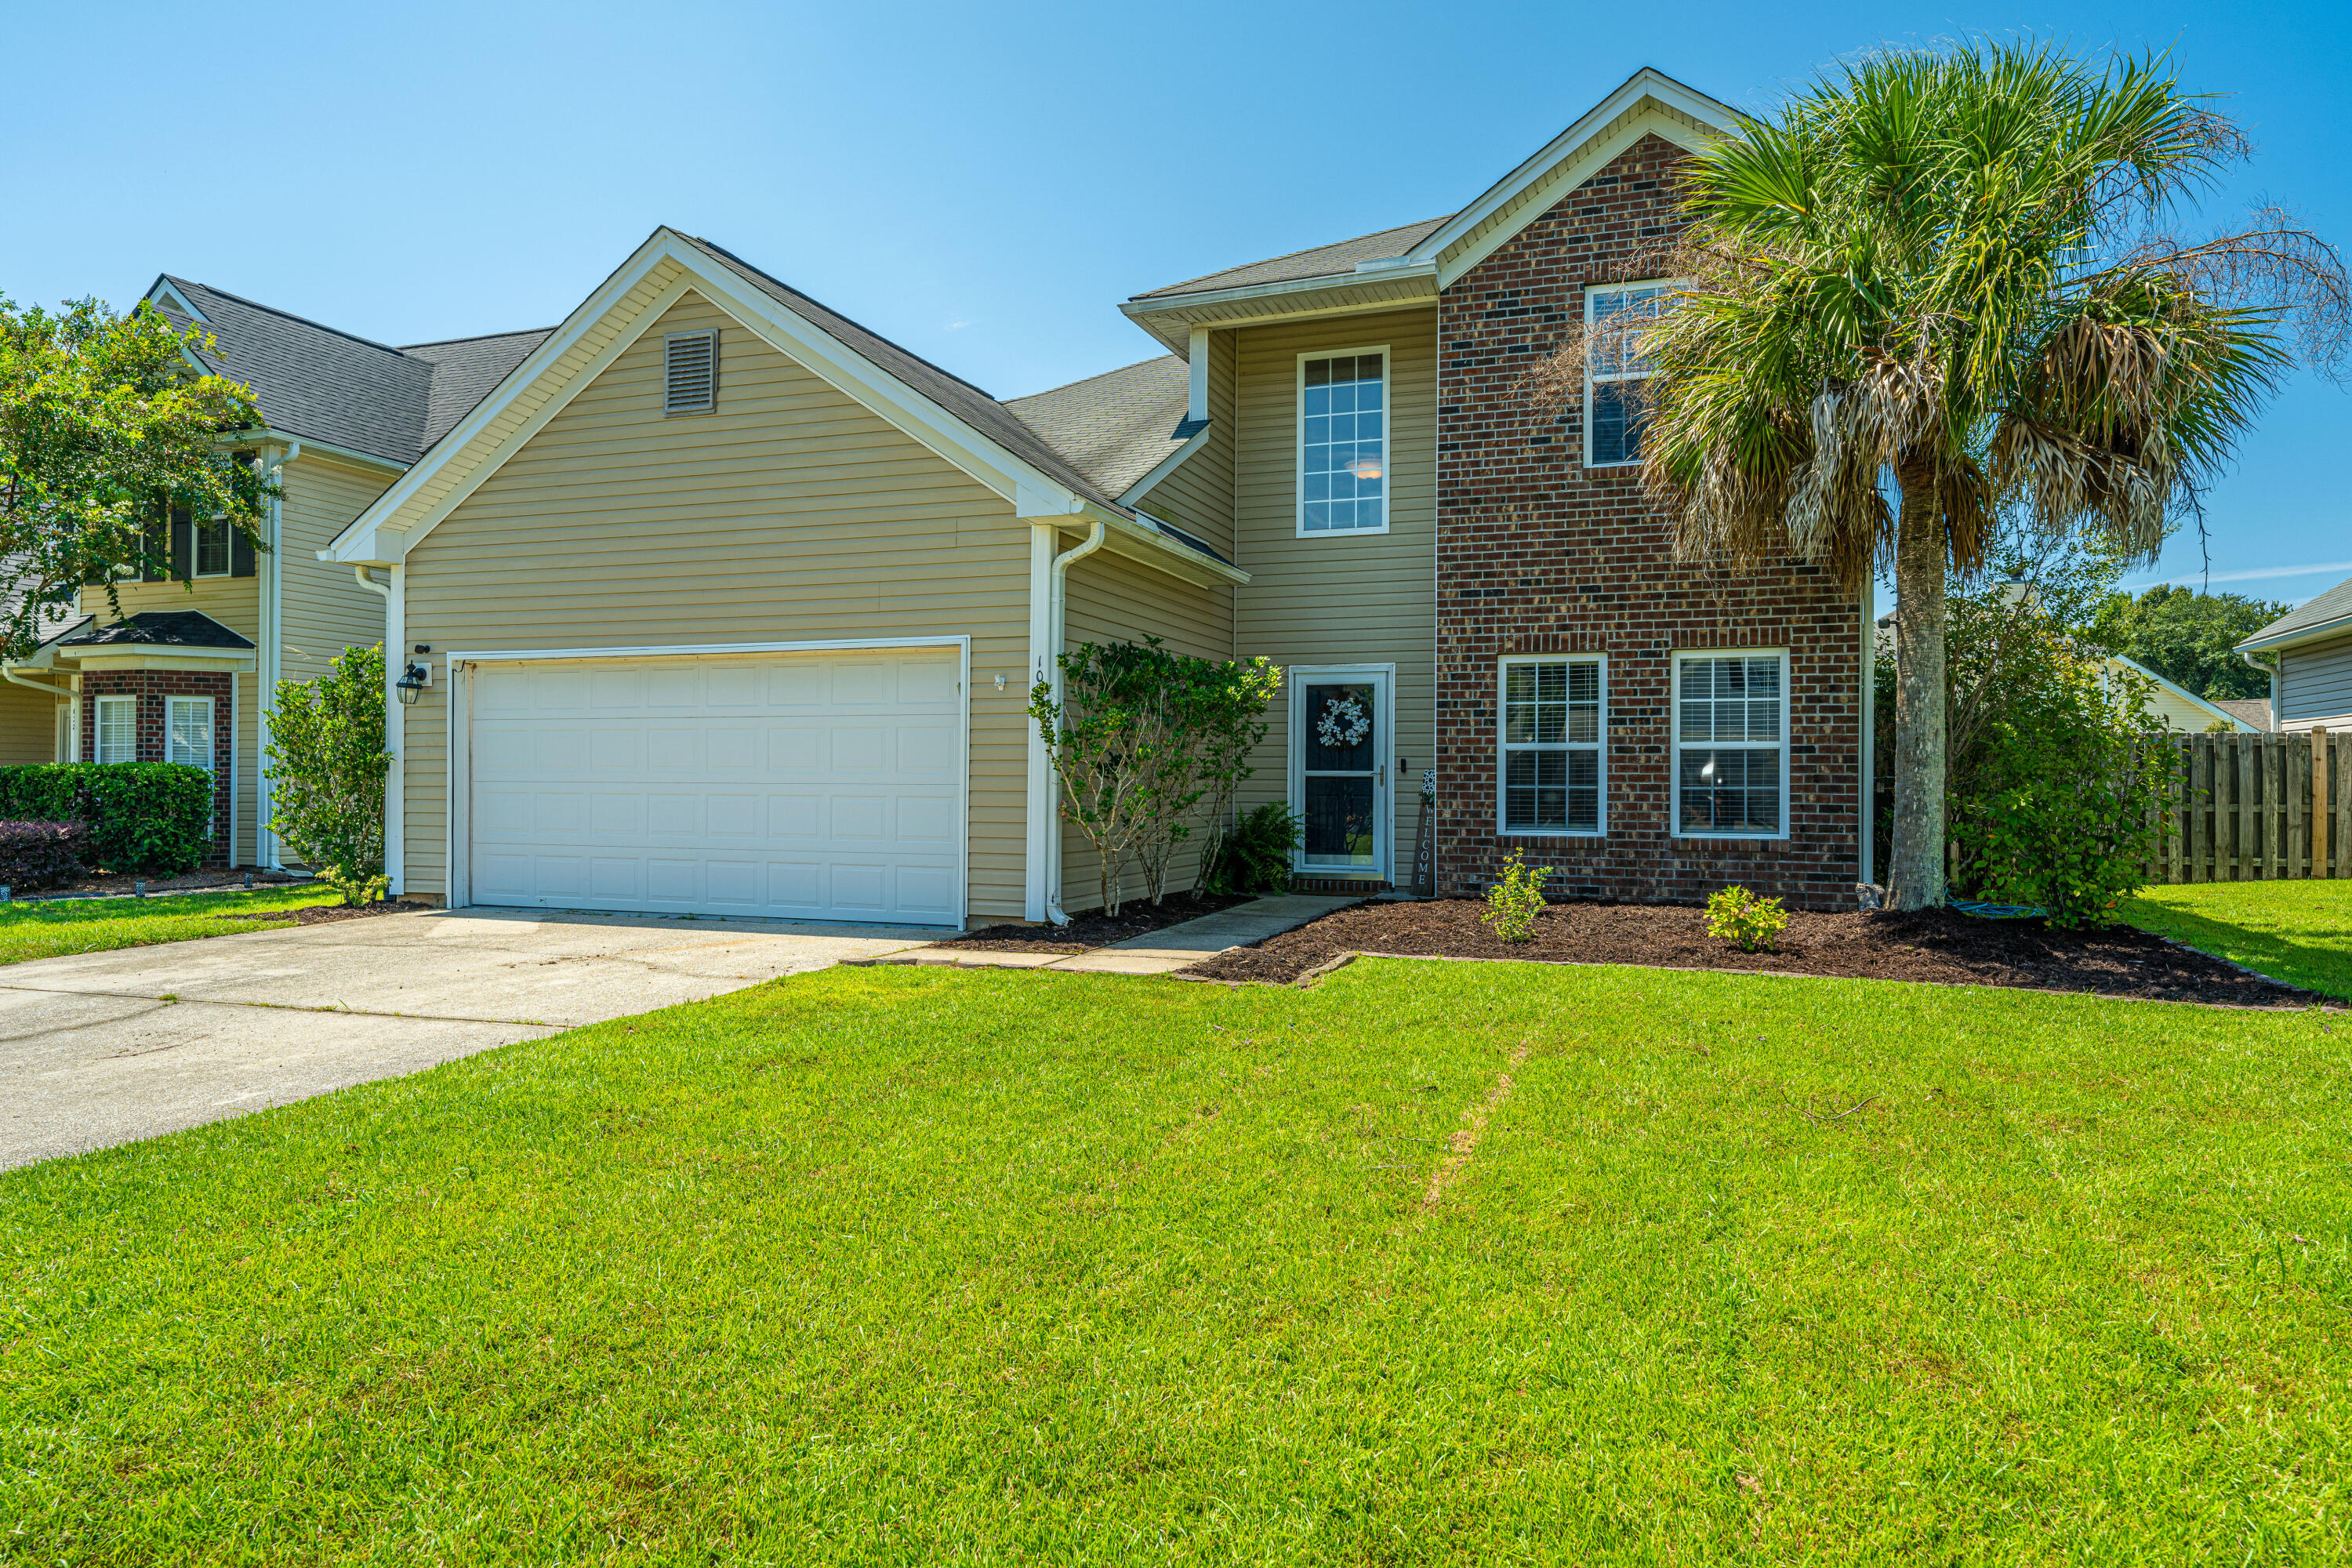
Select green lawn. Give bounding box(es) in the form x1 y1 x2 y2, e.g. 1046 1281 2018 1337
5 961 2348 1563
2121 880 2352 999
0 885 342 967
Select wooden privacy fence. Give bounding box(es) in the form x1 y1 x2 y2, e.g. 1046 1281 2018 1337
2147 730 2349 883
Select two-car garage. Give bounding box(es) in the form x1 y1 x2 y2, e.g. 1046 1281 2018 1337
457 643 966 927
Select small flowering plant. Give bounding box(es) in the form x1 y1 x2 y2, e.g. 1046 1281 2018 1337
1704 884 1791 953
1482 849 1552 942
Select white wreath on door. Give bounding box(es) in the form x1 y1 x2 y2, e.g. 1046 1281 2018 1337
1316 695 1370 749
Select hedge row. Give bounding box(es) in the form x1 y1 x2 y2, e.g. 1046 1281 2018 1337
0 763 215 876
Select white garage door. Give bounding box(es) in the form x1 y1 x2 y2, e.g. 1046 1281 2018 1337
466 647 964 925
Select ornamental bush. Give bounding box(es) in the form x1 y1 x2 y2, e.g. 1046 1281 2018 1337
1481 849 1552 942
0 762 213 873
0 820 91 891
1704 884 1790 953
265 644 390 902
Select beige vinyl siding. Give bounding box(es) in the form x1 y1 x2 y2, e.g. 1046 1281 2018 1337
1055 541 1236 911
2103 659 2239 733
0 684 63 764
1132 330 1237 560
1229 308 1437 880
398 290 1036 917
2281 630 2352 728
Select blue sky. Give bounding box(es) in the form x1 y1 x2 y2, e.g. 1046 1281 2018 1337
6 1 2343 604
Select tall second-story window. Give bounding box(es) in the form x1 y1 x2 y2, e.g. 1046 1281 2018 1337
194 517 232 577
1298 349 1387 533
1585 281 1675 467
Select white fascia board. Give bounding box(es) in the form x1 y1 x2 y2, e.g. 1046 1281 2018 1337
1098 509 1247 589
2238 612 2352 655
2109 652 2253 731
1119 263 1438 327
330 230 1094 565
1407 71 1738 288
1117 425 1214 509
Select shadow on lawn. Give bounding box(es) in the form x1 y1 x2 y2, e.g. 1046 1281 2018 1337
2122 900 2352 1001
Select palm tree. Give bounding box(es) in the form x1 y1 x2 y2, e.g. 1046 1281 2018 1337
1570 42 2344 909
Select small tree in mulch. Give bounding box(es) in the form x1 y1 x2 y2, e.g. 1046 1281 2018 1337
265 644 390 906
1030 640 1280 916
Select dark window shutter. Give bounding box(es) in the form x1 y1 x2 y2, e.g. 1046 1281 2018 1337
140 514 171 582
231 521 256 578
169 511 193 581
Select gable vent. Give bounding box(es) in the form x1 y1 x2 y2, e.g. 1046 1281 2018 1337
663 329 718 414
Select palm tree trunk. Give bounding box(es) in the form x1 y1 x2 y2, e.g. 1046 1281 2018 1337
1886 464 1947 910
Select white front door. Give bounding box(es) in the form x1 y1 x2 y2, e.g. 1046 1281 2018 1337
1290 667 1391 880
466 647 964 926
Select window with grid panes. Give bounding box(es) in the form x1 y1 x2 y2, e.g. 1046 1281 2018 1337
1674 652 1785 835
1500 657 1603 833
1298 352 1386 532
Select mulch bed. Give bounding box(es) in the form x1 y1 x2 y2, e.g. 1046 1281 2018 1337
21 867 310 902
220 899 434 927
1186 898 2339 1008
938 891 1254 954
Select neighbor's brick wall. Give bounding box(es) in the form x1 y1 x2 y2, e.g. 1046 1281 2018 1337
78 670 235 864
1434 132 1865 909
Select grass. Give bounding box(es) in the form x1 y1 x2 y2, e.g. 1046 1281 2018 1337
4 960 2349 1563
2120 880 2352 999
0 884 342 967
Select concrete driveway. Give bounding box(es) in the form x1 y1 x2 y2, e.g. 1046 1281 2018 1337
0 908 933 1171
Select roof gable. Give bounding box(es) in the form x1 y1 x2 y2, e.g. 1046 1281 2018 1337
1006 355 1196 500
2241 572 2352 653
326 229 1156 569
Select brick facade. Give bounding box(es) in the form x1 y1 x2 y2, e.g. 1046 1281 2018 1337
79 670 235 865
1433 133 1865 909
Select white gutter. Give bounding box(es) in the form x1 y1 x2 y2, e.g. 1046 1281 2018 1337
2 668 71 700
2238 611 2352 656
1023 517 1105 924
354 565 404 894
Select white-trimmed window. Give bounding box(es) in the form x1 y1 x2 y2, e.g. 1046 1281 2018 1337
1297 347 1388 534
1585 281 1675 467
94 696 136 764
168 697 214 771
1498 655 1605 835
1672 651 1788 838
194 517 232 577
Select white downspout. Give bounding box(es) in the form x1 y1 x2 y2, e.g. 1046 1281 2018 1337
1023 515 1105 924
2243 647 2278 731
255 440 299 868
354 564 402 894
1859 579 1876 891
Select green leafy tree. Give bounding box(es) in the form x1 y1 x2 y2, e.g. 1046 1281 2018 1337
1 296 274 655
1548 40 2347 909
2088 584 2288 698
265 644 391 905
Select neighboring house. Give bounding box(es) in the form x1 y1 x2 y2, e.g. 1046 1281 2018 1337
306 67 1874 924
2101 653 2263 734
0 280 549 867
2238 572 2352 733
2212 697 2272 732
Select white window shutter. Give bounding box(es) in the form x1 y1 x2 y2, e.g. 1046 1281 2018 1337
663 330 718 414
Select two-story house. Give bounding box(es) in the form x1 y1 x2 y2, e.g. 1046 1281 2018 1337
0 281 549 867
2238 572 2352 734
19 67 1868 919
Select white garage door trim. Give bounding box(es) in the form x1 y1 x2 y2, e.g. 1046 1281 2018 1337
445 636 970 924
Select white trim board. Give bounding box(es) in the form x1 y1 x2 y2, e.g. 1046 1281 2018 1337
1668 646 1792 842
446 635 972 666
1494 652 1609 839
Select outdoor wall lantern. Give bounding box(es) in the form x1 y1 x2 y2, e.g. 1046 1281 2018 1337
394 660 431 705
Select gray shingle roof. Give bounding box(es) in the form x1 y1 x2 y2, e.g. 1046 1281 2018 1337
1130 216 1453 302
1006 356 1196 500
2212 697 2272 731
151 277 550 467
2242 572 2352 649
60 611 255 651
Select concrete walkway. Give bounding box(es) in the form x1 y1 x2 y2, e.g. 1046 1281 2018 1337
0 908 932 1170
874 894 1362 977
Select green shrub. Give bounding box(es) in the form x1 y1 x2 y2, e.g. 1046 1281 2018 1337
1206 802 1300 895
1705 884 1790 953
1481 849 1551 942
0 762 214 874
0 820 91 890
266 644 390 900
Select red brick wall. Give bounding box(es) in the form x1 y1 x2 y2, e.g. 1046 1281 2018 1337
1434 132 1865 909
79 670 235 865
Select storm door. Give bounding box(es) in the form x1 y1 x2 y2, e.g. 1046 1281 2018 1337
1292 670 1389 877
